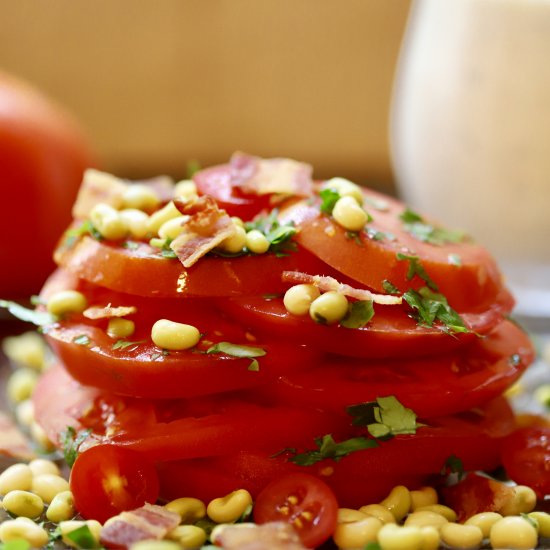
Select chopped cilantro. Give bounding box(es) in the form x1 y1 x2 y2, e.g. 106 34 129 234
150 350 170 361
400 208 466 245
319 188 341 215
161 249 177 259
441 454 465 480
245 210 297 257
289 434 378 466
448 253 462 266
123 240 140 250
396 253 439 291
366 227 394 242
399 208 423 224
0 300 55 327
60 426 92 467
382 280 400 295
345 231 363 246
62 220 103 248
340 300 374 329
65 525 99 549
112 339 146 350
206 342 266 371
73 334 91 346
248 359 260 372
403 287 469 334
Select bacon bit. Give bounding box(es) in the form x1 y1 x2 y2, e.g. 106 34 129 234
83 305 137 320
72 169 128 219
230 152 313 197
100 503 180 549
170 196 236 268
0 412 35 461
212 522 307 550
282 271 402 305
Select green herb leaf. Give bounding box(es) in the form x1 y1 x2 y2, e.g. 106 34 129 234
73 334 91 346
62 220 103 248
345 231 363 246
364 544 383 550
396 253 439 291
400 208 466 246
112 339 146 350
66 525 99 549
382 280 400 296
186 159 201 178
60 426 92 467
289 434 378 466
270 447 297 458
0 300 56 327
248 359 260 372
366 227 394 242
161 249 177 259
448 253 462 266
441 454 465 479
340 300 374 329
399 208 423 224
319 188 341 215
123 240 140 250
244 210 297 256
207 342 266 372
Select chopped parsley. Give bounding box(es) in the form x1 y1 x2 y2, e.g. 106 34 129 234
345 231 363 246
319 188 341 215
396 252 439 291
60 426 92 467
347 396 422 439
399 208 466 246
62 220 103 248
0 300 55 327
382 280 400 295
150 350 170 361
72 334 91 346
245 210 297 257
123 240 140 250
441 454 465 479
448 253 462 266
366 227 395 242
206 342 266 371
112 339 146 350
340 300 374 329
288 434 378 466
65 525 99 549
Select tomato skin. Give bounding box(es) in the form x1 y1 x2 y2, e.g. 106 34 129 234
0 71 94 297
254 473 338 548
501 426 550 498
70 444 159 524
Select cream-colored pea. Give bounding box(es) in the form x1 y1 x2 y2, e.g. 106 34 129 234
59 520 102 547
377 523 423 550
380 485 412 522
174 179 198 202
30 421 56 452
15 399 34 428
131 541 181 550
359 503 396 524
2 332 46 371
323 177 364 204
151 319 201 351
490 516 538 550
309 291 349 325
107 318 136 339
207 489 253 524
440 523 483 549
410 487 438 511
47 290 88 317
283 284 321 316
231 216 244 228
158 216 189 240
119 208 150 239
528 511 550 537
404 511 448 530
0 463 33 494
6 368 38 403
245 229 270 254
165 497 206 523
46 490 75 522
464 512 503 537
333 516 382 549
420 526 440 550
0 519 49 547
332 196 369 232
534 383 550 406
167 524 207 548
31 473 70 504
219 225 247 254
499 485 537 516
338 508 368 523
147 201 182 234
149 237 168 248
122 184 161 211
90 203 128 240
416 504 457 522
2 490 44 518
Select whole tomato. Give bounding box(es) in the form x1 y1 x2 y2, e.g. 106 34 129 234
0 71 94 298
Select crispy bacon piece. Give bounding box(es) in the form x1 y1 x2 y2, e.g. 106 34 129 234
83 305 137 320
100 503 180 549
72 169 127 219
230 152 313 197
0 412 35 461
170 196 236 268
282 271 402 305
213 522 307 550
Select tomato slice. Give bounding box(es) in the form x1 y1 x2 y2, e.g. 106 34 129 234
70 444 159 523
253 473 338 548
40 270 320 398
256 320 533 418
33 364 349 462
54 232 332 298
219 295 514 359
279 194 510 313
193 164 273 220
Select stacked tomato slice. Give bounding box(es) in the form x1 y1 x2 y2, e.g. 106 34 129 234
33 156 534 523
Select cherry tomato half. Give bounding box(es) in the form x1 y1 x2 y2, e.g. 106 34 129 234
70 444 159 523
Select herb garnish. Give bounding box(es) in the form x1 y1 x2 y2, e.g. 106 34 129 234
65 525 99 549
347 396 422 439
448 253 462 266
382 280 400 295
319 188 341 215
340 300 374 329
441 454 465 480
60 426 92 467
206 342 266 372
73 334 91 346
399 208 466 245
62 220 103 248
0 300 55 327
245 210 297 257
396 253 439 291
112 339 146 350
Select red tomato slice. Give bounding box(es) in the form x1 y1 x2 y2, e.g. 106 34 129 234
256 320 533 418
40 270 320 398
70 444 159 523
279 194 510 313
33 364 349 462
219 295 515 359
193 164 272 220
54 232 331 298
253 473 338 548
501 426 550 498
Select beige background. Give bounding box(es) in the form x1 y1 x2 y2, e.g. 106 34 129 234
0 1 411 188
